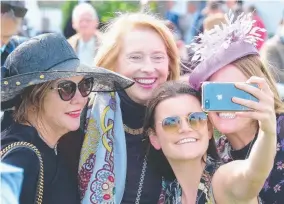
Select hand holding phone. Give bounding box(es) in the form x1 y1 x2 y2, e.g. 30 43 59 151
232 76 276 137
201 82 259 112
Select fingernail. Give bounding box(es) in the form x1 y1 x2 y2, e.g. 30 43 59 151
234 83 242 88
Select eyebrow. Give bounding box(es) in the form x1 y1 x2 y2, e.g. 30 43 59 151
126 51 143 55
126 51 167 55
151 51 167 55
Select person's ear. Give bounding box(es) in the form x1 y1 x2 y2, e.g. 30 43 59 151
148 128 161 150
72 20 77 31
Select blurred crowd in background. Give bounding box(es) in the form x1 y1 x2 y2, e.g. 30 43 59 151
1 1 284 204
1 0 284 90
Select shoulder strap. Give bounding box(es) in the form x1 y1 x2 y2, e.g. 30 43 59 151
1 142 44 204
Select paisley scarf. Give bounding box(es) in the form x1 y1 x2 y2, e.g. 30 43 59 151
78 92 126 203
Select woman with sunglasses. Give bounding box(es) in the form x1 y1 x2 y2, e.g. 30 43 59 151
0 33 133 204
76 13 180 204
144 81 275 203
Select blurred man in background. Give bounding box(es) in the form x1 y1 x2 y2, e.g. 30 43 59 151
1 1 28 67
1 1 28 131
68 2 101 66
203 0 224 17
226 0 243 16
165 0 180 31
180 1 199 44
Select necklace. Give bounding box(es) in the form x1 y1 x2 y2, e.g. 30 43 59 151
124 124 143 135
38 133 58 155
124 122 147 203
135 154 148 204
25 120 58 155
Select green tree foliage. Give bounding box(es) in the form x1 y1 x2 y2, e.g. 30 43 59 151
61 0 78 30
61 1 157 30
93 1 158 23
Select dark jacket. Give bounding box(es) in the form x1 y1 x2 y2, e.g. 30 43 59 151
1 123 82 204
1 35 27 68
1 36 27 132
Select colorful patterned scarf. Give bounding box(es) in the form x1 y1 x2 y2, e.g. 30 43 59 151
78 92 127 204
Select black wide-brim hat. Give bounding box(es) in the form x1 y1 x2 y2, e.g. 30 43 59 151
1 33 134 108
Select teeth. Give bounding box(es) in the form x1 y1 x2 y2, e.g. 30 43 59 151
218 112 236 119
177 138 197 145
135 78 156 85
68 111 81 114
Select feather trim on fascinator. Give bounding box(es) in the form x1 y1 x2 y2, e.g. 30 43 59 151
188 10 266 90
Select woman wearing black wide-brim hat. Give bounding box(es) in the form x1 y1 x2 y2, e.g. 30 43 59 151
0 33 134 204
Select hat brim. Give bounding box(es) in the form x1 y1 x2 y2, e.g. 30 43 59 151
1 64 134 103
188 41 259 90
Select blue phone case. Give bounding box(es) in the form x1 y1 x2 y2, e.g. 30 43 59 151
201 82 259 112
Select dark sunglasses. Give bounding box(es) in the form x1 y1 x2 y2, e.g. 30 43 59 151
51 77 94 101
160 112 208 133
1 3 27 18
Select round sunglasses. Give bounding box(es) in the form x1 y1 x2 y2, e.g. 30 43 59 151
51 77 94 101
160 112 208 133
1 3 27 18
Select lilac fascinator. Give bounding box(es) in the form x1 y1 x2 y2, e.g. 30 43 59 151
188 10 266 90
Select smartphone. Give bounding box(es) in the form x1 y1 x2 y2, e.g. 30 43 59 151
201 82 259 112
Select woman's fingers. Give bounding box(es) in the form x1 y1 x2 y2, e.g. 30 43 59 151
232 97 262 111
234 77 274 102
234 76 276 136
246 76 273 96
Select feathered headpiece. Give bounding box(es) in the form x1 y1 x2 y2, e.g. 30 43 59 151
188 10 266 90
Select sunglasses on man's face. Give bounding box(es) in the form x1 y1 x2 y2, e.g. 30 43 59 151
51 77 94 101
1 3 27 18
160 112 208 133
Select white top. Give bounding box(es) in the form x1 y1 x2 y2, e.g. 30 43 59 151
77 37 96 66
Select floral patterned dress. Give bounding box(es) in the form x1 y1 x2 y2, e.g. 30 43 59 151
216 113 284 204
164 156 221 204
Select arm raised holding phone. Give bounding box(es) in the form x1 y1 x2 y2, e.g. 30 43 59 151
212 76 277 203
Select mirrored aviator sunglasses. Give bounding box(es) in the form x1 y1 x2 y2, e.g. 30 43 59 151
51 77 94 101
161 112 208 133
1 3 27 18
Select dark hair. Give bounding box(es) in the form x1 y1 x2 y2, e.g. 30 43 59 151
143 81 220 180
237 0 243 6
248 5 257 13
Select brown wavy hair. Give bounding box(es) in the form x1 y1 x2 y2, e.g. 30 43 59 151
232 55 284 113
13 82 53 123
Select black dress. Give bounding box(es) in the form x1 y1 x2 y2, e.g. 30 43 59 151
119 91 162 204
1 123 81 204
